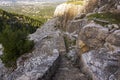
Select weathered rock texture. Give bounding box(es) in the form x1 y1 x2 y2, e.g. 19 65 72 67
54 3 83 20
75 0 120 79
54 0 120 80
0 18 66 80
0 0 120 80
78 22 120 80
54 0 98 19
54 3 84 30
53 0 99 31
97 0 120 12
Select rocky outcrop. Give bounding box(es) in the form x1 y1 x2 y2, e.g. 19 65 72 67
54 0 120 79
53 0 98 31
0 0 120 80
0 18 66 80
78 22 120 80
54 3 84 30
94 0 120 13
54 0 98 19
74 1 120 79
79 23 109 49
54 3 84 20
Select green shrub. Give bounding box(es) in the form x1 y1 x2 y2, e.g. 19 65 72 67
64 36 76 53
0 27 34 67
0 9 43 32
0 9 44 68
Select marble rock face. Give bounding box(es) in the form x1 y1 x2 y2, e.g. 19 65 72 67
0 18 66 80
75 0 120 79
77 22 120 80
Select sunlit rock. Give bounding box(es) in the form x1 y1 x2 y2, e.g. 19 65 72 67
54 3 84 20
0 18 66 80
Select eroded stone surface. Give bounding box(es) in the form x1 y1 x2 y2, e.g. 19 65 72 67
77 21 120 80
81 49 120 80
79 23 109 49
0 18 66 80
106 30 120 47
66 19 87 33
54 3 84 19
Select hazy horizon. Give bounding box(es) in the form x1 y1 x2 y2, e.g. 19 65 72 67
0 0 67 2
0 0 67 6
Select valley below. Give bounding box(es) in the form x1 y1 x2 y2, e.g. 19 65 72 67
0 0 65 22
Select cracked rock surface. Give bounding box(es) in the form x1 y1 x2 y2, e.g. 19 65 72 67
0 18 66 80
78 22 120 80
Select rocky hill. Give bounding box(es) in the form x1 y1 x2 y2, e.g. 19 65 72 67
54 0 120 80
0 0 120 80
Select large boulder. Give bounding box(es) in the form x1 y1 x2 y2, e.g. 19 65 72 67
81 48 120 80
77 22 120 80
76 0 120 79
79 23 109 49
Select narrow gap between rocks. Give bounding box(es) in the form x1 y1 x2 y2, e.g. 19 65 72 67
51 34 89 80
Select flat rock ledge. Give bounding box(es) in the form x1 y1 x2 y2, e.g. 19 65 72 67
0 18 66 80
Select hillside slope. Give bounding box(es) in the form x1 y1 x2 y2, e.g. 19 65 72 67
0 0 120 80
0 9 43 33
0 9 43 68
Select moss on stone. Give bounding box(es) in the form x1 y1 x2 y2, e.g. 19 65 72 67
87 12 120 25
64 36 76 53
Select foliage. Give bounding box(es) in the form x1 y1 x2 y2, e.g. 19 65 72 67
87 12 120 25
0 9 42 67
0 27 34 67
0 9 43 32
64 36 69 53
64 36 76 53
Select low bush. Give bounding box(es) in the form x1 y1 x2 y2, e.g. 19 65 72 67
0 27 34 67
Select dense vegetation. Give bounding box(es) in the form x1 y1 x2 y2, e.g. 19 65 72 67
0 9 43 67
0 9 43 32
